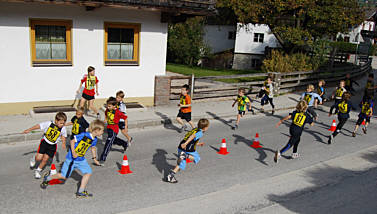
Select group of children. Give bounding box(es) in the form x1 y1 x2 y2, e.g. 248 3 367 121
21 67 375 194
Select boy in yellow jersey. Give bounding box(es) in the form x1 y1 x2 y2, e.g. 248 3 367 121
166 119 209 183
65 107 89 141
23 112 67 179
328 92 354 144
274 101 314 163
261 77 275 114
352 95 373 137
40 120 105 198
232 88 252 129
176 84 195 132
329 80 347 116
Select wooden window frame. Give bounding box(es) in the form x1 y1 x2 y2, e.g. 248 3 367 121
29 19 72 66
104 22 140 66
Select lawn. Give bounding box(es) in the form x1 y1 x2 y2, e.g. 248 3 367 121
166 63 263 77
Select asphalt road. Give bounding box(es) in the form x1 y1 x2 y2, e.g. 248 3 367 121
1 108 377 214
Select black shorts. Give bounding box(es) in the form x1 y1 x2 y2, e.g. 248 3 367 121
177 111 191 122
356 115 371 125
37 139 57 158
82 93 95 101
238 110 245 116
119 121 126 130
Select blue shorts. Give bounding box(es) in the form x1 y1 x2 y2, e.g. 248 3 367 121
178 149 200 171
61 159 92 178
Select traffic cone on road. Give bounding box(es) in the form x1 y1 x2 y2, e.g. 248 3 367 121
251 133 262 148
217 138 230 155
119 155 133 175
328 120 337 132
48 164 62 185
361 119 366 126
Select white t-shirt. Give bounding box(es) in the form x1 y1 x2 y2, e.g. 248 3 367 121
119 101 127 122
39 121 67 145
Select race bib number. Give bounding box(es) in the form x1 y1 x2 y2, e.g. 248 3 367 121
304 94 312 104
86 76 96 90
293 113 306 127
335 88 343 97
45 125 61 143
74 136 93 157
106 111 115 125
338 102 348 114
362 103 371 114
180 96 186 105
72 121 79 135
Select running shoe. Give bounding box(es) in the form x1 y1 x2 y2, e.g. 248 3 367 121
34 169 41 179
362 127 367 134
40 171 50 189
274 151 281 163
166 173 178 183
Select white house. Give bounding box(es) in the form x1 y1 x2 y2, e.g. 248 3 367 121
232 23 281 70
203 25 236 53
0 0 214 115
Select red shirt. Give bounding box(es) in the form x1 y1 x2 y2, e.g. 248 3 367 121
105 109 127 134
81 75 98 96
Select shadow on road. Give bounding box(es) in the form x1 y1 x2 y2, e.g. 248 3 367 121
155 112 181 133
151 149 176 178
206 111 234 129
232 134 275 166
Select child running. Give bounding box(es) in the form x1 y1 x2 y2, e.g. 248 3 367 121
176 84 195 132
23 112 67 179
100 97 128 163
77 66 100 118
315 79 326 107
261 77 275 114
40 120 105 198
352 95 373 137
166 119 209 183
116 90 133 144
232 88 252 129
344 73 359 95
274 101 314 163
364 73 376 100
329 80 347 116
328 92 353 144
65 107 89 141
301 84 322 121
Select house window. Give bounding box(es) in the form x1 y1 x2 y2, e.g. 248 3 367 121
251 58 261 68
254 33 264 43
344 36 350 42
30 19 72 66
104 22 140 65
228 31 236 40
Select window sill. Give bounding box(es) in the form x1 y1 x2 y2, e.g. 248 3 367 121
32 61 72 67
105 61 139 66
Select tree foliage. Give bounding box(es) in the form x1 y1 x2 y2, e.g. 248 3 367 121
217 0 365 52
167 17 211 66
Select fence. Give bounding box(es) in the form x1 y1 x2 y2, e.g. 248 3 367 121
155 60 372 105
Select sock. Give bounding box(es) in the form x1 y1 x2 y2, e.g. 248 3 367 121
36 167 42 172
78 188 85 193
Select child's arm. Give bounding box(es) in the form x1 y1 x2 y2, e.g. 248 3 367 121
197 142 205 146
22 124 40 134
91 147 101 166
275 115 292 128
70 139 78 158
65 122 73 126
232 99 237 107
315 93 323 104
180 134 196 150
310 122 315 126
61 136 67 150
76 81 83 94
95 82 99 96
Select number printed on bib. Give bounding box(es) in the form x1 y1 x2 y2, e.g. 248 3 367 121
338 102 348 114
293 113 306 127
106 110 115 125
72 120 79 135
304 94 312 104
74 136 93 157
45 125 61 143
86 76 96 90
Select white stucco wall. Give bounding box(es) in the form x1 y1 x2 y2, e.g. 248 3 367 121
234 23 281 55
338 21 375 44
0 2 167 103
203 25 236 53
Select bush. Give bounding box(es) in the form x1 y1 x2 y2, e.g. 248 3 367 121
329 41 357 54
262 50 312 73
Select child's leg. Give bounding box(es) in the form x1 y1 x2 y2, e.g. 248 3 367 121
176 117 184 126
79 174 92 192
172 165 180 174
47 173 66 181
79 98 86 108
100 129 116 161
113 136 128 150
329 101 336 115
236 114 241 125
269 98 275 109
188 121 195 129
119 121 132 142
332 118 347 137
38 154 50 170
88 99 98 114
292 136 301 154
120 129 132 142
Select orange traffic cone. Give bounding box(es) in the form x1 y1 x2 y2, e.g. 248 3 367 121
217 138 230 155
49 164 63 185
328 120 337 132
251 133 262 148
118 155 133 174
361 120 366 125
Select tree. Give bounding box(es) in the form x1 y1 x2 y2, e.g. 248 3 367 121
217 0 365 52
167 17 210 66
